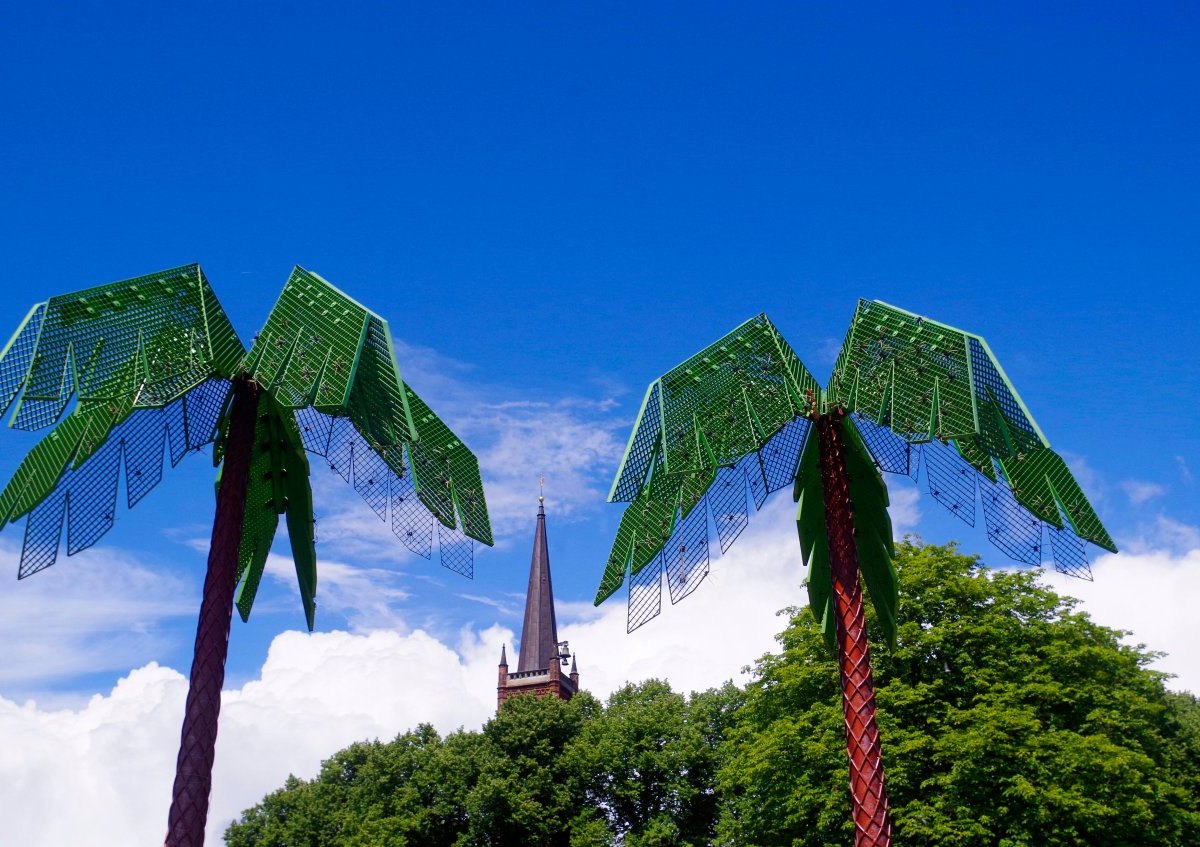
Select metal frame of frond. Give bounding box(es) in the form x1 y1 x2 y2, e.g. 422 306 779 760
0 265 243 577
595 301 1119 847
0 264 495 847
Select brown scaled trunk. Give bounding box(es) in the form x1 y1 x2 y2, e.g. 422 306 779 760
816 413 893 847
165 377 260 847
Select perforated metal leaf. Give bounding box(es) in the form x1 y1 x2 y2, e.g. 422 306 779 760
828 299 1115 565
243 267 493 551
598 314 818 609
14 380 232 578
0 265 242 530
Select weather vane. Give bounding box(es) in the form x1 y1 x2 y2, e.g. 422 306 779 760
593 302 1115 847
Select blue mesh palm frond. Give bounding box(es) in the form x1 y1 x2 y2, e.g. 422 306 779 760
15 379 232 578
830 300 1114 573
597 314 818 629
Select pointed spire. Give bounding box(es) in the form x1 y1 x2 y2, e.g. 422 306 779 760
517 485 558 673
499 643 508 667
570 654 578 674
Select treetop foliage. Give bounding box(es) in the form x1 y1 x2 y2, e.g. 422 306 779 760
227 542 1200 847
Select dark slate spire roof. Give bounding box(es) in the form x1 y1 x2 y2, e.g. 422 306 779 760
499 643 508 667
517 496 559 673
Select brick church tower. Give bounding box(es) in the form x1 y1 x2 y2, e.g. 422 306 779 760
497 492 578 709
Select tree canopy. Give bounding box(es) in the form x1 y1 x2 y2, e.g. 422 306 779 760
226 542 1200 846
719 541 1200 846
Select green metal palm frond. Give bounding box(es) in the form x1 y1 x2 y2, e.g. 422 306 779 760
794 415 899 649
229 267 494 628
827 299 1116 577
0 265 244 577
595 314 820 631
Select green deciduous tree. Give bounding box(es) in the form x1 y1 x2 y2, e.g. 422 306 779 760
225 683 733 847
717 541 1200 847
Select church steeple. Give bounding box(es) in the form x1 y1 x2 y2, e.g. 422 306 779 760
517 492 558 672
497 485 578 710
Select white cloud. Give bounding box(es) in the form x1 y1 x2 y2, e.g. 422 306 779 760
1175 455 1194 485
390 337 627 540
1119 479 1167 505
0 542 194 698
887 483 922 535
0 626 512 847
0 499 811 847
263 550 414 633
2 494 1197 847
1061 545 1200 693
560 495 806 697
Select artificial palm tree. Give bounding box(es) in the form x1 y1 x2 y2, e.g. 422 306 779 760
593 301 1115 846
0 264 493 846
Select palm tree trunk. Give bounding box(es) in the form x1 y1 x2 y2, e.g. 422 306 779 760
165 377 259 847
816 413 893 847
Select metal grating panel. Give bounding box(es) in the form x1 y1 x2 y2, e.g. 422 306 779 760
65 439 122 555
19 488 66 578
184 378 229 451
664 499 710 604
295 405 334 456
7 265 241 433
853 413 918 480
325 416 355 483
391 468 434 560
597 314 822 606
0 304 46 419
967 337 1040 444
611 383 662 502
979 474 1043 565
760 416 810 493
437 523 473 579
708 463 750 553
122 410 166 507
165 396 189 466
243 267 493 549
628 553 663 633
829 300 975 440
14 379 229 577
1048 523 1091 580
922 439 976 527
744 451 769 510
353 444 389 521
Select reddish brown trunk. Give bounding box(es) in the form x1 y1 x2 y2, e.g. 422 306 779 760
816 413 893 847
165 378 259 847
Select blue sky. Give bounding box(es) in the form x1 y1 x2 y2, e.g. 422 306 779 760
1 4 1199 843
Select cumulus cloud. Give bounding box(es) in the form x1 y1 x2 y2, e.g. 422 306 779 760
0 626 511 847
2 486 1197 847
0 497 813 847
1120 479 1167 505
0 542 194 699
1061 544 1200 693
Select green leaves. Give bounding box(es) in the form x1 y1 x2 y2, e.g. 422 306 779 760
719 541 1200 846
225 682 738 847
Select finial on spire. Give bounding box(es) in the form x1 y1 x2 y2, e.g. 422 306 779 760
539 475 545 504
